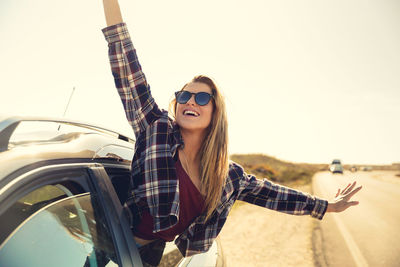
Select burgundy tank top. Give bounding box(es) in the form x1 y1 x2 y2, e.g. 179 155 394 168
134 158 205 241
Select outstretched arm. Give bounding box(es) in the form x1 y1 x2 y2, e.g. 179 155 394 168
238 172 328 220
326 181 362 213
102 0 123 26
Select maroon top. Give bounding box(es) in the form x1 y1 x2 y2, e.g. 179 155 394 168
134 158 205 241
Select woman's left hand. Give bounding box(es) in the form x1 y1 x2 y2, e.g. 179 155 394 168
327 181 362 213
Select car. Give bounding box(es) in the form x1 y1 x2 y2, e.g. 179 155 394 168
349 165 357 172
360 166 372 171
329 159 343 174
0 116 225 267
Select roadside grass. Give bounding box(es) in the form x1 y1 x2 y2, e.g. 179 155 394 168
230 153 327 186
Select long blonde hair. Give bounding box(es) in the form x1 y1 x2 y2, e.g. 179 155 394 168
170 75 229 221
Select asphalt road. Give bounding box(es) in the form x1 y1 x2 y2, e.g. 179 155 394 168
313 171 400 267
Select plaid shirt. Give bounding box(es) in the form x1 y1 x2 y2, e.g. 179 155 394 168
102 23 328 257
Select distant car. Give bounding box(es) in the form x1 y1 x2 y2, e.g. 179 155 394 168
329 159 343 174
0 116 225 267
350 165 357 172
361 166 372 171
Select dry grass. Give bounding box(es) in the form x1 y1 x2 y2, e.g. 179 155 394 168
230 153 327 186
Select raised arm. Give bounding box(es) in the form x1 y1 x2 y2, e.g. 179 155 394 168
102 0 123 26
102 0 163 138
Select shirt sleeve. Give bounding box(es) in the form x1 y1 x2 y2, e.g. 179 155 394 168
237 172 328 220
102 23 162 137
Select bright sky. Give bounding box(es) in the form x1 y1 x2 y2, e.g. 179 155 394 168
1 0 399 165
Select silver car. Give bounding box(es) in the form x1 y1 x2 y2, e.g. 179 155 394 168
329 159 344 174
0 116 225 267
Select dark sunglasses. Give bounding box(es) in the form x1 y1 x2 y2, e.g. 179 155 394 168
175 91 214 106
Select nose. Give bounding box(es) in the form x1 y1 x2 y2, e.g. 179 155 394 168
186 94 196 105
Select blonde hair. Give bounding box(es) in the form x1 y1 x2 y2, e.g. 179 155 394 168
170 75 229 221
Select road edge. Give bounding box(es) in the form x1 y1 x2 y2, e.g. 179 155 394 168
312 220 328 267
311 174 328 267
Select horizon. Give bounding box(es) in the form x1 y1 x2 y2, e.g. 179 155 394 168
228 152 400 166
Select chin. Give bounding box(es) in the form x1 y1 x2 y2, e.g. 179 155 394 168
176 119 209 132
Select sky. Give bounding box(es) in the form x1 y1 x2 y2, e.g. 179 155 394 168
0 0 399 165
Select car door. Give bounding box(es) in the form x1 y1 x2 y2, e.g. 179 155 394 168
0 163 142 267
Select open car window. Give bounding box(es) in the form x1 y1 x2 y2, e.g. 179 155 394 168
0 189 119 267
104 166 184 266
0 184 71 244
0 166 126 267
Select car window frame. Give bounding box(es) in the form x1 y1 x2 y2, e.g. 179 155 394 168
88 164 142 267
0 162 142 267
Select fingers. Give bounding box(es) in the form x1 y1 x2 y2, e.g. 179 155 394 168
349 201 359 206
331 182 362 213
343 181 357 195
343 183 352 192
347 185 362 199
335 188 341 198
335 182 356 199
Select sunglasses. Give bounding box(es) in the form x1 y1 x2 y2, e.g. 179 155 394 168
175 91 214 106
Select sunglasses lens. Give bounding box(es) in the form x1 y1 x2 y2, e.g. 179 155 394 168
176 91 191 104
195 92 211 106
175 91 212 106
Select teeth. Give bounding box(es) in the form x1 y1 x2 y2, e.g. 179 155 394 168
184 110 199 116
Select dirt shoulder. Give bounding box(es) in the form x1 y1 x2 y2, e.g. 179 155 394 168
219 184 317 267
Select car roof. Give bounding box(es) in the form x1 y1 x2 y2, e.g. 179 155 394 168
0 116 135 180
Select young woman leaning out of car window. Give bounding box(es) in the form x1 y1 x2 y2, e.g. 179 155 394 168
101 1 362 266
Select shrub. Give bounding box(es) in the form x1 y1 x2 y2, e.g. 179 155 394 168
230 154 319 185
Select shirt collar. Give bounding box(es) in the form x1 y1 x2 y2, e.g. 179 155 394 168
171 122 184 158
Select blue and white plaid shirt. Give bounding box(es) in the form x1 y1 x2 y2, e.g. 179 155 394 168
102 23 328 257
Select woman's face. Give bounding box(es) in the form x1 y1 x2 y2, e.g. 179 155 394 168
175 82 214 133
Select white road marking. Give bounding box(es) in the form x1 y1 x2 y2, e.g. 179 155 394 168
316 175 369 267
330 213 369 267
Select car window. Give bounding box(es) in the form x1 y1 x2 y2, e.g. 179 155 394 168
0 184 69 243
0 192 118 267
105 167 132 205
7 121 98 150
104 167 184 266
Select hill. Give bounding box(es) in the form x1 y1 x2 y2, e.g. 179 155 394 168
230 153 327 185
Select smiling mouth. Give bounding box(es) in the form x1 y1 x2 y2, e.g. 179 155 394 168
183 110 199 117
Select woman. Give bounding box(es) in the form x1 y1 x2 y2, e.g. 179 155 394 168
101 1 362 266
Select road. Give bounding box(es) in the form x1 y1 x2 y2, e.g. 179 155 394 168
313 170 400 267
219 184 315 267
